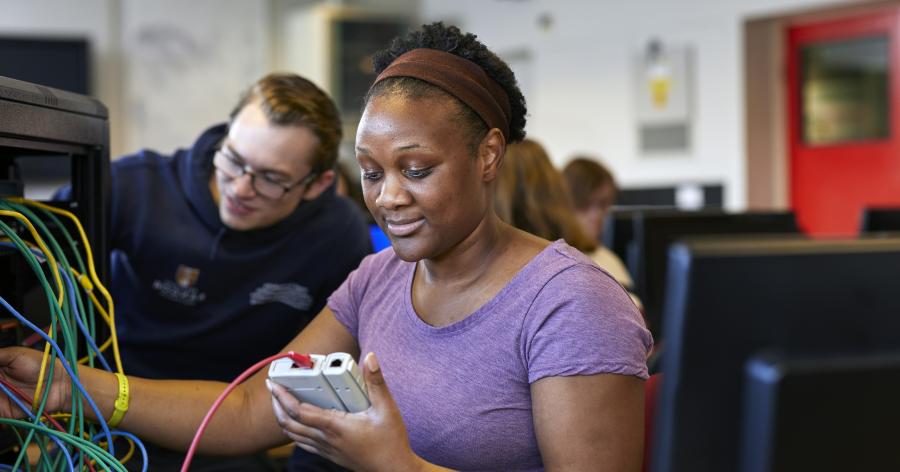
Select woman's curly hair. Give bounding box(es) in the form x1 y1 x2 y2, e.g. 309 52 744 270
365 22 527 146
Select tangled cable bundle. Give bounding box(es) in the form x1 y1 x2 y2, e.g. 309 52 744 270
0 197 147 472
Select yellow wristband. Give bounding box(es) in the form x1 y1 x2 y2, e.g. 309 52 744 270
108 373 129 428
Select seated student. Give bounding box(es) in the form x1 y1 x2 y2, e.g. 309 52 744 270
563 156 637 293
0 22 651 471
494 139 601 252
497 139 640 308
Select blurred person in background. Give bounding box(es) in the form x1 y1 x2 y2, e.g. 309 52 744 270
563 155 638 296
494 138 598 253
496 139 639 306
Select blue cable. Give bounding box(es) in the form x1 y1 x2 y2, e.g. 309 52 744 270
92 430 148 472
0 242 113 372
0 295 116 456
59 269 113 372
0 382 75 472
0 465 22 471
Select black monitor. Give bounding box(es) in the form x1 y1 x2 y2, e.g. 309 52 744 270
859 207 900 233
602 206 677 269
602 210 636 265
739 352 900 472
632 211 797 336
0 36 90 95
650 238 900 472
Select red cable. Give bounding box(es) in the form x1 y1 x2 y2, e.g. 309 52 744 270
0 376 68 432
0 376 98 472
180 351 311 472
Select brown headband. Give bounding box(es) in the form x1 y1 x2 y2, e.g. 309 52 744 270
372 48 512 140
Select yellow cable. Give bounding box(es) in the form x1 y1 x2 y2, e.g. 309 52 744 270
90 434 135 465
0 209 63 410
0 238 112 364
118 436 136 465
34 337 53 412
10 198 124 375
0 241 112 333
0 239 114 387
0 236 34 247
0 210 63 306
1 240 115 382
70 268 111 326
70 267 117 364
1 209 128 462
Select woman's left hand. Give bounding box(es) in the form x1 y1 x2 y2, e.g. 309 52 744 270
267 352 421 472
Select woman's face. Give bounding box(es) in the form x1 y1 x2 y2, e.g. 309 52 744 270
576 184 615 241
355 93 492 262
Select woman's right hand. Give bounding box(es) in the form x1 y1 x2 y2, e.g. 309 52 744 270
0 347 72 418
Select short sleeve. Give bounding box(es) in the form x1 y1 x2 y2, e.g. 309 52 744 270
522 264 653 383
327 252 380 338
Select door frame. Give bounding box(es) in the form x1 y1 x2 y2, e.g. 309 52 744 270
744 1 896 215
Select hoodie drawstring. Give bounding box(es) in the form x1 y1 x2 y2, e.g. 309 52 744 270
209 227 226 260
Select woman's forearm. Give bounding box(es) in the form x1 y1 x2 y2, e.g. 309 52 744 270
79 367 286 454
59 310 357 456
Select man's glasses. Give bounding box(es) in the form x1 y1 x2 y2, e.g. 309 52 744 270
213 144 317 200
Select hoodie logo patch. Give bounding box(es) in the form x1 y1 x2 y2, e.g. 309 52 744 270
152 265 207 306
249 283 312 311
175 265 200 288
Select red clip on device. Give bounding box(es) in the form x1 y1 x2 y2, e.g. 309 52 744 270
286 351 313 369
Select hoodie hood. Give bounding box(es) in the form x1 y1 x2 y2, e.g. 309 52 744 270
177 123 336 251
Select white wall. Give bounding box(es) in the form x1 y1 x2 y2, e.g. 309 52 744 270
1 0 416 158
119 0 270 155
1 0 271 157
421 0 860 210
0 0 124 154
2 0 871 203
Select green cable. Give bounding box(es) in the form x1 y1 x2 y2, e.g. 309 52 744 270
0 419 127 472
4 203 91 443
28 205 97 443
10 426 34 472
12 427 54 472
13 203 95 371
33 205 101 392
0 219 85 469
27 203 115 452
0 220 69 459
20 203 106 445
1 203 131 470
5 204 83 369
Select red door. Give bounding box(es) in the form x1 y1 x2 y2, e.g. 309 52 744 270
788 8 900 236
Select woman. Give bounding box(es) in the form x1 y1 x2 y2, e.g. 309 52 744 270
494 138 599 253
563 156 637 293
498 139 639 302
0 23 651 471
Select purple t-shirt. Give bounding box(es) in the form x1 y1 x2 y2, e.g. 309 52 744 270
329 240 652 471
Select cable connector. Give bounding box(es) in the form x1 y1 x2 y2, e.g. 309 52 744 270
77 272 93 291
285 351 313 369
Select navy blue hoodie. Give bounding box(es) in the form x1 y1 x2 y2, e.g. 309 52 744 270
103 124 371 381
